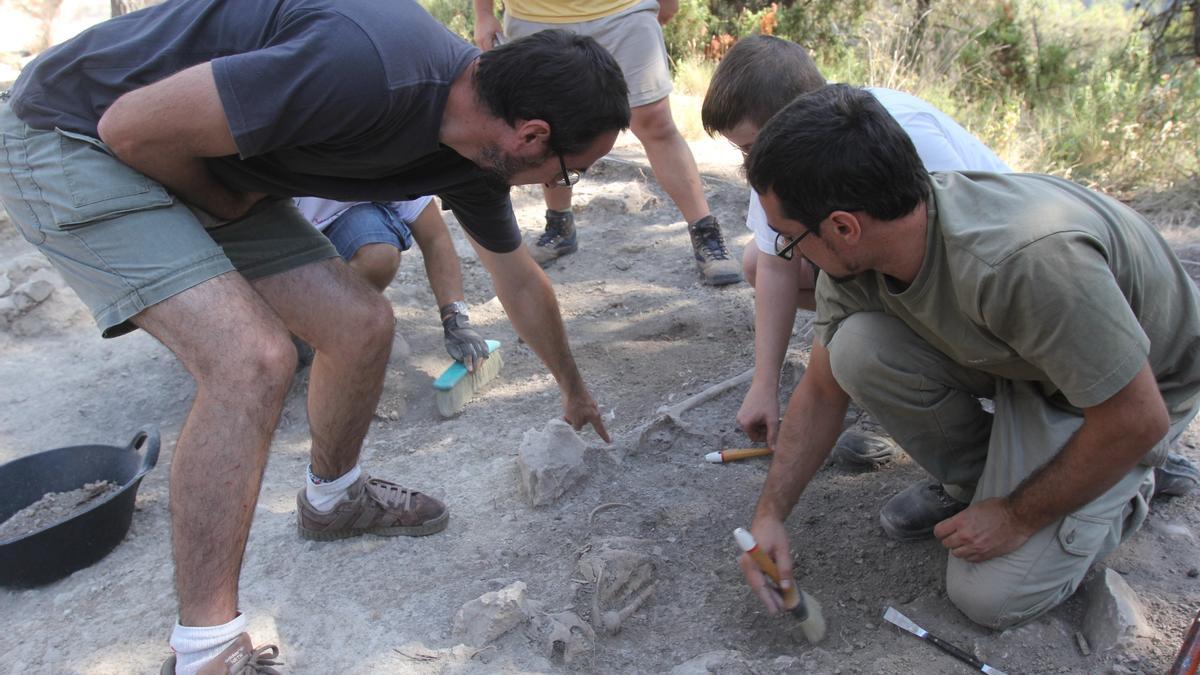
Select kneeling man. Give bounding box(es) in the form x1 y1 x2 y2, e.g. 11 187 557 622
739 84 1200 628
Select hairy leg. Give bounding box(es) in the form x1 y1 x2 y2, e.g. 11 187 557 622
251 258 394 479
631 96 709 224
133 272 297 627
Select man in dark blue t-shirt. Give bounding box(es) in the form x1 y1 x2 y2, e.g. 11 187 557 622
0 0 628 670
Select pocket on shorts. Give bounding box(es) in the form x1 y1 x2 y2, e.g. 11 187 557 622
1057 512 1110 557
49 128 173 229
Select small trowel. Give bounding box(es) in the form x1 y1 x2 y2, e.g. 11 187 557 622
883 606 1007 675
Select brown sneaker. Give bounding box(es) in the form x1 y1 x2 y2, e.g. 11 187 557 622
296 473 449 541
160 633 282 674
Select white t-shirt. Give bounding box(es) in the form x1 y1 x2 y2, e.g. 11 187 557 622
294 196 434 232
746 87 1011 254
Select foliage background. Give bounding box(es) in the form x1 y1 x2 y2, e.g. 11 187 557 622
423 0 1198 198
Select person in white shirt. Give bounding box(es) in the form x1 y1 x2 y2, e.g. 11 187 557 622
700 36 1009 451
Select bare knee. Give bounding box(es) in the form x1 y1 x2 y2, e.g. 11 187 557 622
348 244 401 292
193 327 297 396
742 243 759 288
630 98 680 145
338 291 395 361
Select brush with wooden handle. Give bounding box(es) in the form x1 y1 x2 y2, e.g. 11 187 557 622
733 527 825 643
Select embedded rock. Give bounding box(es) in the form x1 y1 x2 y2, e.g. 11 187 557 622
1081 568 1154 652
517 419 587 506
452 581 531 646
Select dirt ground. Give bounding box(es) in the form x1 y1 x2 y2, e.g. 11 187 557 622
1 135 1198 675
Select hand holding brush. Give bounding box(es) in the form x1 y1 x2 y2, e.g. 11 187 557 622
733 526 826 643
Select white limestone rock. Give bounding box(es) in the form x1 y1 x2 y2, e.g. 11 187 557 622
517 419 587 506
452 581 531 646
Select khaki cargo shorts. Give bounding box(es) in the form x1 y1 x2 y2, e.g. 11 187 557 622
504 0 672 108
0 98 337 338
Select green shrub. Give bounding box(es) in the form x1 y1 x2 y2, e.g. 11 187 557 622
420 0 475 41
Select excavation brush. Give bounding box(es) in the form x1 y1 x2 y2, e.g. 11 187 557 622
433 339 503 417
733 528 825 643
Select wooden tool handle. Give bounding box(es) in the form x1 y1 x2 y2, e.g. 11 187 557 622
1170 608 1200 675
721 447 773 461
745 545 801 609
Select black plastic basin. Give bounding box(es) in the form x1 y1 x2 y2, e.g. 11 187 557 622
0 427 160 588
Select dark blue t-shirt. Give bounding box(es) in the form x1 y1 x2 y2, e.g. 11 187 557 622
10 0 521 252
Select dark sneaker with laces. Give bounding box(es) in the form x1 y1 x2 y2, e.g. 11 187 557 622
297 473 449 540
161 633 282 674
830 429 899 470
688 215 742 286
1153 451 1200 498
530 209 577 267
879 479 968 542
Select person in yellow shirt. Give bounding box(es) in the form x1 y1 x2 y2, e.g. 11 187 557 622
474 0 743 286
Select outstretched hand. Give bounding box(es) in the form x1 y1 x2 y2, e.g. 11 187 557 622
562 390 611 443
737 517 794 615
737 382 780 447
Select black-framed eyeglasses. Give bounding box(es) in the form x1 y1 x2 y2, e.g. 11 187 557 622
555 153 582 187
773 229 811 260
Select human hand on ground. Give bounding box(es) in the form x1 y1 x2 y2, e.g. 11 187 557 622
934 497 1035 563
562 390 611 443
737 382 780 447
474 13 503 50
737 517 794 615
442 313 489 372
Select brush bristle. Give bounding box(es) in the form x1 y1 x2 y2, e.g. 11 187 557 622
795 591 826 643
435 350 504 417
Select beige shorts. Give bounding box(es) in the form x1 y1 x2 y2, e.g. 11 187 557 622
0 101 337 338
504 0 672 108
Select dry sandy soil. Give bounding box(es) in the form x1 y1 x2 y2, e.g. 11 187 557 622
1 135 1198 674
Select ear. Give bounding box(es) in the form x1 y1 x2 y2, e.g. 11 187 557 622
512 119 552 148
827 210 862 245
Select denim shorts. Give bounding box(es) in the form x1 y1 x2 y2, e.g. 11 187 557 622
321 201 422 261
0 100 337 337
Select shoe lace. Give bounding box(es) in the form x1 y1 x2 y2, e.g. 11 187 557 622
367 478 416 511
537 218 569 247
235 644 283 675
926 483 961 508
693 225 730 261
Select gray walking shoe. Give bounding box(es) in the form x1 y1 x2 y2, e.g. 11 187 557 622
1153 451 1200 498
530 209 577 267
830 429 899 469
161 633 282 674
688 215 742 286
297 473 448 541
879 479 968 542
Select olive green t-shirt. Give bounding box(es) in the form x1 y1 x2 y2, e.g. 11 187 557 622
815 172 1200 420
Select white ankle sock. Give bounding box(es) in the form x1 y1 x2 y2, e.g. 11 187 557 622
305 464 362 512
169 613 246 675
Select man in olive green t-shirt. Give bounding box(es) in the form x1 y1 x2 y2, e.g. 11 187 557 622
735 84 1200 629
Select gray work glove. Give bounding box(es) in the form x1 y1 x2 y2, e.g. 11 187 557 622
441 302 489 369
